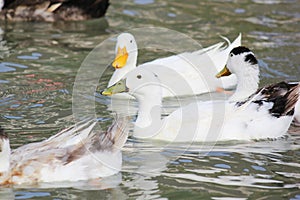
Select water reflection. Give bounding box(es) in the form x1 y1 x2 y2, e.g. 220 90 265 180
118 133 300 199
2 176 127 200
0 188 14 200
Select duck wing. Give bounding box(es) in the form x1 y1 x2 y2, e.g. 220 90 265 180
237 81 300 118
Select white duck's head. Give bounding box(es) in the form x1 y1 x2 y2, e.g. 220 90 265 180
216 46 260 101
112 33 138 70
103 67 161 101
102 68 163 131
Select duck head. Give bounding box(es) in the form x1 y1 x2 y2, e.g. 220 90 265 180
112 33 138 69
216 46 258 78
103 67 163 133
216 46 260 101
102 67 161 100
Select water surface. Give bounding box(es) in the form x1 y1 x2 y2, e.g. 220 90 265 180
0 0 299 199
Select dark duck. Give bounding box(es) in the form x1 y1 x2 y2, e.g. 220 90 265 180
0 0 109 21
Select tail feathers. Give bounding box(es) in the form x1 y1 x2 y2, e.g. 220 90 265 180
192 42 224 56
218 33 242 52
47 2 62 12
218 33 242 54
263 82 300 118
281 83 300 116
237 82 300 118
217 33 242 51
212 33 242 70
219 35 231 46
191 34 242 66
230 33 242 50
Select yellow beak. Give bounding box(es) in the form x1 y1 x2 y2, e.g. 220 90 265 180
216 66 232 78
112 47 128 69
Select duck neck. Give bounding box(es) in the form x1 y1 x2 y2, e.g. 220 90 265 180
108 50 138 87
134 93 163 138
230 65 259 102
0 138 10 174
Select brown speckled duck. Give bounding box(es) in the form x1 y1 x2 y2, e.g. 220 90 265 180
0 117 128 185
0 0 109 22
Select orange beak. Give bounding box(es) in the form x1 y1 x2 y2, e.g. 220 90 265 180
216 65 232 78
112 47 128 69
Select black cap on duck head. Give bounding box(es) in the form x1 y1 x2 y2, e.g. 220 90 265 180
230 46 258 65
230 46 251 55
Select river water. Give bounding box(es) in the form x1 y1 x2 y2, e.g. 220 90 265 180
0 0 299 199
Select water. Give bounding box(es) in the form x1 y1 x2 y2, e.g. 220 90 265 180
0 0 300 199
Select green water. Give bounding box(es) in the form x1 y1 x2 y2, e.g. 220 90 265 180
0 0 300 199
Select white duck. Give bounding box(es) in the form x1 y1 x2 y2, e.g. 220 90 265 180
102 46 300 142
0 117 128 185
108 33 241 97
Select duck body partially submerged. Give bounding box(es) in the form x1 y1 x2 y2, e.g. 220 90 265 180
0 118 128 185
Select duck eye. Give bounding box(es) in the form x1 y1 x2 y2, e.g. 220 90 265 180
230 53 234 57
130 40 133 43
137 75 142 79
